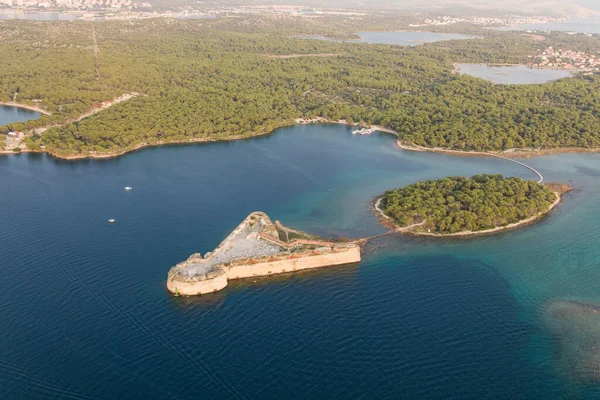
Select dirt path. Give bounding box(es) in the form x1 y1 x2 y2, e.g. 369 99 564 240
92 23 100 80
34 93 137 135
263 53 343 59
374 197 426 231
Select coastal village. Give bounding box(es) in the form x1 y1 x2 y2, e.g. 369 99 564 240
0 0 140 10
409 15 566 28
529 46 600 71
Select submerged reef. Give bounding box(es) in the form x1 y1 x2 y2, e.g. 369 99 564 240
545 299 600 382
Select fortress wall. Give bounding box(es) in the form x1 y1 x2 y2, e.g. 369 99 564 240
167 272 228 296
223 246 361 279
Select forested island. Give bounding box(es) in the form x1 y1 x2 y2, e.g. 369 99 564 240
0 15 600 157
378 174 563 235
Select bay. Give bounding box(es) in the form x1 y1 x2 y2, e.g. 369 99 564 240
0 105 41 126
1 124 600 399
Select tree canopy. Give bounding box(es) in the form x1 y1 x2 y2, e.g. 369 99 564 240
0 17 599 156
381 174 557 234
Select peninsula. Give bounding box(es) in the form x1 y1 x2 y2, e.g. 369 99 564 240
375 174 567 236
167 212 360 296
3 18 600 159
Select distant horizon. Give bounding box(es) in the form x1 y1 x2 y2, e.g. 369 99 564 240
3 0 600 17
145 0 600 17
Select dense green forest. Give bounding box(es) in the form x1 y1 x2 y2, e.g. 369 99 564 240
380 175 557 234
0 15 599 156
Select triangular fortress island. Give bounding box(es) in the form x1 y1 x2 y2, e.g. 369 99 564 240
167 212 361 296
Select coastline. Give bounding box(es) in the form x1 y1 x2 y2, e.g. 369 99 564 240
3 115 600 160
373 191 563 238
0 101 51 116
3 117 347 160
395 139 600 159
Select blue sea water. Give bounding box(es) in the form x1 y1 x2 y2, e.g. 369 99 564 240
1 124 600 399
0 105 41 127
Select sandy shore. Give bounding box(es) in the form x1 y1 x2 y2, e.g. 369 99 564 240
0 101 51 116
396 139 600 160
373 191 562 237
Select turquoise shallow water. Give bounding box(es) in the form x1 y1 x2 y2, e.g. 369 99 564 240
1 124 600 399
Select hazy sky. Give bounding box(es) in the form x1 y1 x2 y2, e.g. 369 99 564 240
160 0 600 16
331 1 588 14
338 0 600 15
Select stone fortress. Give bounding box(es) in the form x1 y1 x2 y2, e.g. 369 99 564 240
167 212 361 295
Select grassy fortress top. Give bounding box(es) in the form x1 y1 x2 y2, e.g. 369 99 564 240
379 174 559 235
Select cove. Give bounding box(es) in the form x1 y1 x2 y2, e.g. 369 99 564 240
1 124 600 399
0 104 42 126
455 64 574 84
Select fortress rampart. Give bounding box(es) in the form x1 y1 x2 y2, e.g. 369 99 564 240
167 212 361 296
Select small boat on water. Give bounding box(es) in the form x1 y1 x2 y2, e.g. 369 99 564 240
124 186 132 191
108 219 116 223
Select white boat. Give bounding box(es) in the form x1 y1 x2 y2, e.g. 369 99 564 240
108 219 116 223
124 187 132 191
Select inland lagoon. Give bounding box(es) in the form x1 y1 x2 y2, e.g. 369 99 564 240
455 64 574 84
299 31 476 46
2 124 600 398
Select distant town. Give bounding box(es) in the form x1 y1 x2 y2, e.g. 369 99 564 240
0 2 578 27
3 0 157 9
0 2 373 20
529 46 600 71
0 0 150 9
409 15 567 28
